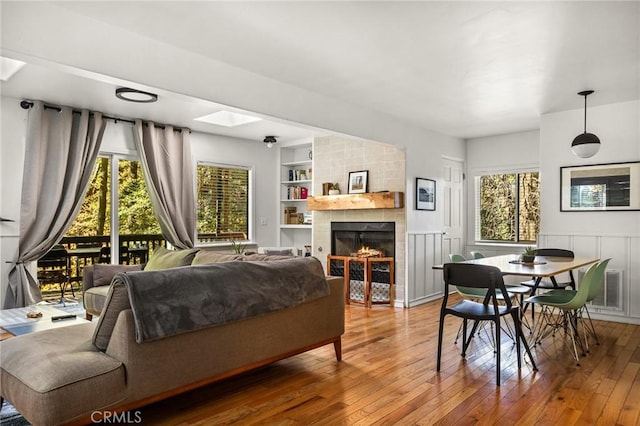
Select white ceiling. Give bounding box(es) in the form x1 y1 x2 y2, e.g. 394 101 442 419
2 1 639 141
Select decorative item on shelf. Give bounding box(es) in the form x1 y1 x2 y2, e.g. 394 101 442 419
571 90 600 158
416 177 436 211
284 206 297 224
303 213 312 224
300 187 308 199
308 168 312 179
323 182 332 195
304 245 312 257
520 246 536 264
348 170 368 194
308 149 313 160
328 183 340 195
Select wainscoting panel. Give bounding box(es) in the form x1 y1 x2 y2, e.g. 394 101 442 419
538 233 640 324
407 232 444 306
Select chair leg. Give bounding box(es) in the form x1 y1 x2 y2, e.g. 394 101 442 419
564 311 582 365
495 319 501 386
437 312 446 372
582 305 600 348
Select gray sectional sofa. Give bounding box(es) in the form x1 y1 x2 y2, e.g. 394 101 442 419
0 256 344 425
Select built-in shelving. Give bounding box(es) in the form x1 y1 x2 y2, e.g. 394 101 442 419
278 143 313 251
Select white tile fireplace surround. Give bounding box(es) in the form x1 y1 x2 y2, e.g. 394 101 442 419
312 136 406 306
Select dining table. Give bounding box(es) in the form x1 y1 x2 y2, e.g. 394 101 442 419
451 254 598 290
433 253 600 318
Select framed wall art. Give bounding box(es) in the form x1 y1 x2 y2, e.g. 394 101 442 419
348 170 369 194
560 161 640 211
416 178 436 211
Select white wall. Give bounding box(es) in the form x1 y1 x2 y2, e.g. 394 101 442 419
540 100 640 236
465 129 540 256
0 96 279 306
539 100 640 324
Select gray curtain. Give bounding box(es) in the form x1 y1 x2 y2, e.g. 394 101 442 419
133 120 195 249
5 101 105 308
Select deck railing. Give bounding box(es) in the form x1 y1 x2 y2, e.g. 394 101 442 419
42 233 248 295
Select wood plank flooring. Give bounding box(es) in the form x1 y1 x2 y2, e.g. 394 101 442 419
137 296 640 425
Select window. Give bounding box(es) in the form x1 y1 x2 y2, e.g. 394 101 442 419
197 162 250 243
65 155 161 265
475 171 539 243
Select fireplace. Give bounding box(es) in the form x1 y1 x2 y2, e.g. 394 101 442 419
331 222 395 258
329 222 396 306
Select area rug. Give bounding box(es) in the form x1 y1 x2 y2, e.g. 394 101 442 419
0 400 29 425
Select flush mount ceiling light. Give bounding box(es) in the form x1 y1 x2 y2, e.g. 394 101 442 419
571 90 600 158
115 87 158 103
263 135 277 148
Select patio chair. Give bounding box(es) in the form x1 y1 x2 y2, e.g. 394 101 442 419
437 263 537 386
37 245 73 300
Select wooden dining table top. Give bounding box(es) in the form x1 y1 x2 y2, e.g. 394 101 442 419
434 254 599 278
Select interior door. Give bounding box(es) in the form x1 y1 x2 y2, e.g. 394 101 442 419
442 157 465 259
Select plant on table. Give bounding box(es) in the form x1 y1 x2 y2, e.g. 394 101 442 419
521 246 536 263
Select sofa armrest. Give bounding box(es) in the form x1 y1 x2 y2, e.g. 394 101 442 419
82 265 97 292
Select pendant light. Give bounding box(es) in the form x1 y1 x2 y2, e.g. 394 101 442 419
571 90 600 158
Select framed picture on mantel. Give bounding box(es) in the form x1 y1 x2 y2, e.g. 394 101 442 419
348 170 368 194
416 178 436 211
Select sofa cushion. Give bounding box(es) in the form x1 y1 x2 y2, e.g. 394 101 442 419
0 323 125 425
191 251 242 265
143 246 199 270
83 285 110 316
92 281 131 351
93 263 143 286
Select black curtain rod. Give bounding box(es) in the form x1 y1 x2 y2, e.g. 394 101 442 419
20 100 190 133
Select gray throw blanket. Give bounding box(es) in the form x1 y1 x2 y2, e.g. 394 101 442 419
111 257 329 342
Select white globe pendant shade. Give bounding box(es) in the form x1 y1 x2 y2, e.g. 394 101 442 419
571 132 601 158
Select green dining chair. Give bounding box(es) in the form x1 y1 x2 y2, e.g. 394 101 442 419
470 251 485 259
540 258 611 350
524 260 604 365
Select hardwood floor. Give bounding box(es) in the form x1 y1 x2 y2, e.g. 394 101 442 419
138 296 640 425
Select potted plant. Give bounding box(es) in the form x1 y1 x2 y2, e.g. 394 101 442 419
230 239 247 255
521 246 536 263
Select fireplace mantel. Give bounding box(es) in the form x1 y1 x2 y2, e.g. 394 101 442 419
307 192 404 211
